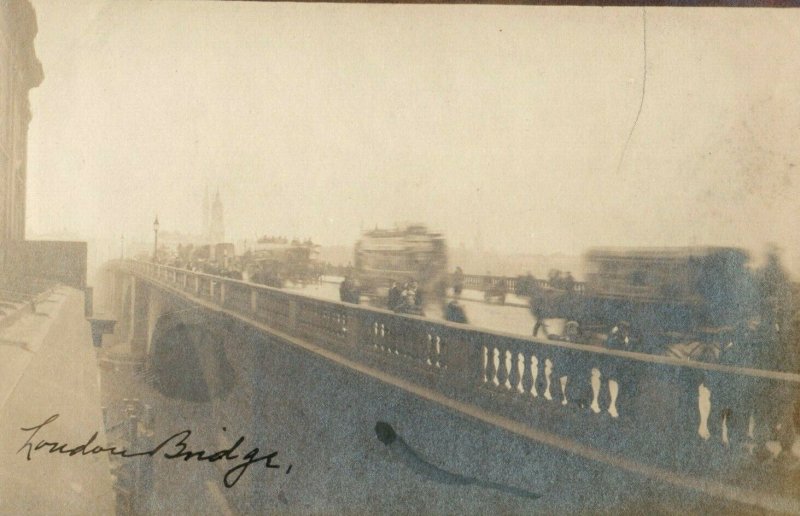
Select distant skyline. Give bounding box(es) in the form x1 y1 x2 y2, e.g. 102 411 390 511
25 2 800 274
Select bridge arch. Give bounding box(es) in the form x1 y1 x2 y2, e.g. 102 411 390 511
101 266 238 402
148 313 236 402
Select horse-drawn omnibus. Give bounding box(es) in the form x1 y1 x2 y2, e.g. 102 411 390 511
584 247 752 335
529 247 758 352
353 224 449 308
244 238 322 288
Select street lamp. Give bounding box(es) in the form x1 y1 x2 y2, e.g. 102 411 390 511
153 215 160 263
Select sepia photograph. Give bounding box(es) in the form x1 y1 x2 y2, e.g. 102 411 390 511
1 0 799 513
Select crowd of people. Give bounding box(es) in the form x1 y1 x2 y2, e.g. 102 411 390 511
257 235 315 246
338 274 469 323
388 280 425 315
166 254 317 289
335 266 571 328
168 257 245 280
547 270 576 292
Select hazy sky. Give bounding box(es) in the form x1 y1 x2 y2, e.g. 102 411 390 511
26 1 800 270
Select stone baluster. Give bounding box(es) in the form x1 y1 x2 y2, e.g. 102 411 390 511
608 379 620 419
426 334 441 367
543 358 553 401
482 346 489 383
698 383 711 440
496 348 508 388
426 334 434 365
516 352 525 394
372 322 380 350
506 350 518 391
491 347 500 387
530 355 539 398
590 368 602 414
382 322 390 353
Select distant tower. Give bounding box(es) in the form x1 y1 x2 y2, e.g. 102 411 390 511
209 187 225 243
202 186 210 241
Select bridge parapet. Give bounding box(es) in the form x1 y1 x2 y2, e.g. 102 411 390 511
117 259 799 501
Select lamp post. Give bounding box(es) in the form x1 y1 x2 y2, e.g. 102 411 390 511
153 216 160 263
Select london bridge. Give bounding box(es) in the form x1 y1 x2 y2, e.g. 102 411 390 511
2 1 800 514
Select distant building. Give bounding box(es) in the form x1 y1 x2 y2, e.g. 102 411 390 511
200 186 225 244
0 0 43 242
150 188 226 254
208 188 225 244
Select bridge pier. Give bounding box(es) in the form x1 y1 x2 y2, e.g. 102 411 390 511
101 270 157 358
130 277 149 357
145 287 164 356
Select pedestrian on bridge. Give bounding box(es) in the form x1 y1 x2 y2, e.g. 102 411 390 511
530 300 548 338
445 299 468 324
388 281 403 311
340 276 359 304
564 271 575 293
711 337 757 446
453 266 465 297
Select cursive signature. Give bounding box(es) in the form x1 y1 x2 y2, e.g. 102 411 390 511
18 414 291 488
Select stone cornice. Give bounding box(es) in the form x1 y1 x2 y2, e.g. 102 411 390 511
5 0 44 91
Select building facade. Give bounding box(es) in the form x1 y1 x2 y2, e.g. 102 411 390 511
0 0 43 242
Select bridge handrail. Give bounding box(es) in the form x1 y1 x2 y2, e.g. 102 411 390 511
124 260 800 383
118 259 800 486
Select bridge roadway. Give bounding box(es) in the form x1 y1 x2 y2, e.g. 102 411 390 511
294 277 546 337
287 280 699 360
101 260 800 513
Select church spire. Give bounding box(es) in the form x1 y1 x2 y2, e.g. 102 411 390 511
202 185 210 241
210 186 225 243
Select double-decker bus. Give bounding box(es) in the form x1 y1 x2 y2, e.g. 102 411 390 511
353 224 448 306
